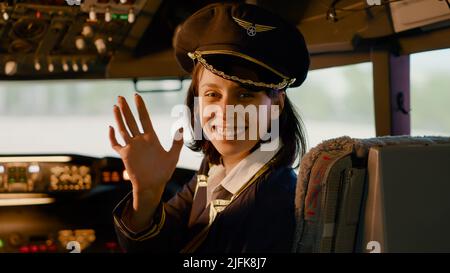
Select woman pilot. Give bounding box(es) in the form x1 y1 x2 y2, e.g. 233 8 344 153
109 2 310 253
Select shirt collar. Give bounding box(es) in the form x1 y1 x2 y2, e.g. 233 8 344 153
207 137 282 196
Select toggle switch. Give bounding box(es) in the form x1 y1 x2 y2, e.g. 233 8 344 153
89 6 96 21
5 61 17 76
75 37 86 50
105 7 111 22
94 38 106 54
128 8 135 23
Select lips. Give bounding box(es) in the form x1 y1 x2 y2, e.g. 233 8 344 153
211 125 247 139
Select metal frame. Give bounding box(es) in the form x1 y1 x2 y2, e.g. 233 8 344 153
371 49 410 136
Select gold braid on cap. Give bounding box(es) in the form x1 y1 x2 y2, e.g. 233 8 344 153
188 51 296 90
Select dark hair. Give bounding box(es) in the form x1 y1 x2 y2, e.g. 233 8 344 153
185 63 307 169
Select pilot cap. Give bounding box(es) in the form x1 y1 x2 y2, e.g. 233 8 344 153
173 2 310 90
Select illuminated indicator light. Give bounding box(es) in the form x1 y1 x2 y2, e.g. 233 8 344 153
0 239 4 248
122 170 129 181
82 63 88 72
28 165 40 173
48 63 54 72
0 156 72 163
0 195 55 206
0 165 4 173
102 171 111 182
111 13 128 20
120 0 127 4
111 171 120 182
35 11 41 19
30 245 39 253
39 245 47 252
19 246 29 253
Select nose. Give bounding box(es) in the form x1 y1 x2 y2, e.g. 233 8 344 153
216 96 247 127
217 95 237 122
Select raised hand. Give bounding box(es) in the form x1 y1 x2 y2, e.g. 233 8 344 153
109 94 183 206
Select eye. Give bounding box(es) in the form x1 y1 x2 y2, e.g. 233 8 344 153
238 92 254 99
204 91 220 98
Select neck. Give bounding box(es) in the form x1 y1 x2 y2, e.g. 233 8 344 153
221 151 249 175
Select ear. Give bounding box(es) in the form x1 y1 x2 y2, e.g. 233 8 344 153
275 90 286 112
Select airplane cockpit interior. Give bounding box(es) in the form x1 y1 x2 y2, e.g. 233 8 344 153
0 0 449 258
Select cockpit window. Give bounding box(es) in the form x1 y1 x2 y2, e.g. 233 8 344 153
288 62 375 149
411 48 450 136
0 79 202 170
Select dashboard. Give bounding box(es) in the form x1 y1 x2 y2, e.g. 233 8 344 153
0 153 195 253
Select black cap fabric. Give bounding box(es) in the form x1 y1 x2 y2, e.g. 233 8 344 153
173 2 310 89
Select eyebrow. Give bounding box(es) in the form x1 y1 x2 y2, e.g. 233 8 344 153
199 83 223 90
199 83 248 92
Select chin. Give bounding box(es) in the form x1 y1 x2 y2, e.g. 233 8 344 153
211 139 256 159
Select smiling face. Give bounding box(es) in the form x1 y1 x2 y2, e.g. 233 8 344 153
196 66 280 160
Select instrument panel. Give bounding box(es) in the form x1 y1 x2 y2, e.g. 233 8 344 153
0 153 195 253
0 154 125 193
0 0 149 79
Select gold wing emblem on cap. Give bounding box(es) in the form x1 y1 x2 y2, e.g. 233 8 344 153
232 17 277 37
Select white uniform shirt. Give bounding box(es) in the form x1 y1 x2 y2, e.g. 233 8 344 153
206 138 282 205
